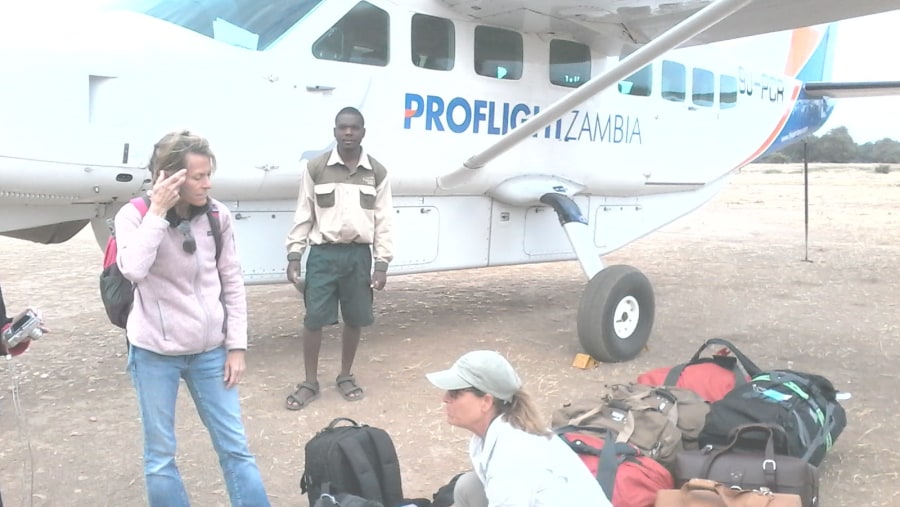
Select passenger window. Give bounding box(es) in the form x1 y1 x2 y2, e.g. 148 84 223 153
692 68 715 107
474 26 522 80
720 74 738 109
549 40 590 88
618 64 652 96
662 60 686 102
312 1 389 66
411 14 454 70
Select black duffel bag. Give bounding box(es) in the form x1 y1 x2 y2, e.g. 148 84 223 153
699 370 846 466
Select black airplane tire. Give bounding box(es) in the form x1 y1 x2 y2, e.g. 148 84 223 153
577 265 655 362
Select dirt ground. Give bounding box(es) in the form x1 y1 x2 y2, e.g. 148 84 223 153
0 163 897 506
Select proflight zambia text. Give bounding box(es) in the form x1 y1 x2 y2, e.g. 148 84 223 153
404 93 642 144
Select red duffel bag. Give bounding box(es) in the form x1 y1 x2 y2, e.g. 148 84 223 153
636 338 762 403
556 427 674 507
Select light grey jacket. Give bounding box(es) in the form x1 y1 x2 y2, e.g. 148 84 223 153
115 197 248 355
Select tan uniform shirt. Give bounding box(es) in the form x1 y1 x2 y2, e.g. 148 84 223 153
285 146 394 271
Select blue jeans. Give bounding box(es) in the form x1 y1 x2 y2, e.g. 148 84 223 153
128 345 270 506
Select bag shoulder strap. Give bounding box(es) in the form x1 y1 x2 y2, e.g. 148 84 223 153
662 362 690 386
554 428 629 501
365 428 404 507
206 204 223 261
596 431 620 501
335 435 386 503
694 338 763 377
205 202 226 333
662 356 739 386
131 195 151 217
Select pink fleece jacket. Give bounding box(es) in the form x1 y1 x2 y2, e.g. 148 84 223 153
115 198 248 355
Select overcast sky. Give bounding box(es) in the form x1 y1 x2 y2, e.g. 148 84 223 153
816 10 900 143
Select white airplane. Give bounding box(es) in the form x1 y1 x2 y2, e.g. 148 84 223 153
2 0 900 363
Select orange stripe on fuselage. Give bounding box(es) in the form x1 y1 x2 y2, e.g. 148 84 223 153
735 83 803 168
732 28 822 170
784 27 820 77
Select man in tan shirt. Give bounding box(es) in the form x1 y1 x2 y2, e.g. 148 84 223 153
284 107 394 410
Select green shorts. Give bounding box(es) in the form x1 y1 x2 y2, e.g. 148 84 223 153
303 243 374 329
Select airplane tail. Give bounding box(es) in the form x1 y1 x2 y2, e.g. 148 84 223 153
753 24 837 159
784 23 836 82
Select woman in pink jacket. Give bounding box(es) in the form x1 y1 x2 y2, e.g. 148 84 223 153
115 131 269 506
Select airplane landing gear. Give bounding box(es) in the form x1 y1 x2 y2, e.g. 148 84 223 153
539 192 655 362
577 265 654 362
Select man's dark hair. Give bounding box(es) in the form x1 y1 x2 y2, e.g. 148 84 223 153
335 107 365 127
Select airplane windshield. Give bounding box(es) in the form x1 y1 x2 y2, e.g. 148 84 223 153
106 0 324 50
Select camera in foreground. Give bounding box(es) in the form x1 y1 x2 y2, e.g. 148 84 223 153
2 308 43 355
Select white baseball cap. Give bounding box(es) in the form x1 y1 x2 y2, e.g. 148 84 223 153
426 350 522 402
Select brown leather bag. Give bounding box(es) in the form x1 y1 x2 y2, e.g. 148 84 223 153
674 425 818 507
655 479 801 507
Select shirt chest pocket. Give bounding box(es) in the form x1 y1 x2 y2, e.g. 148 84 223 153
358 185 376 210
314 183 336 208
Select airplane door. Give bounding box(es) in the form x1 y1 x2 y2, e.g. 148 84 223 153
647 61 719 185
271 1 390 159
685 66 721 181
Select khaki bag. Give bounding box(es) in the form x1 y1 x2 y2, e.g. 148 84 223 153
552 383 706 469
606 383 710 447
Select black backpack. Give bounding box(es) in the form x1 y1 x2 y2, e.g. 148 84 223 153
699 370 846 466
301 418 405 507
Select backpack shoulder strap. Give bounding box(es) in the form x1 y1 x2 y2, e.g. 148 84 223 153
336 435 385 503
131 195 151 217
206 202 226 334
105 196 151 265
206 203 223 262
365 428 404 507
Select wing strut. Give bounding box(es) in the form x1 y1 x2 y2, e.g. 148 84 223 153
437 0 753 190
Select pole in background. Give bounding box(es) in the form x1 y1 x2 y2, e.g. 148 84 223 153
803 140 812 263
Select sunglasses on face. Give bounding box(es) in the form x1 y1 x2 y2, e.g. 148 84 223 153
447 387 483 399
176 220 196 254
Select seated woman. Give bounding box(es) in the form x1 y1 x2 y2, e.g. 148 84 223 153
426 350 612 507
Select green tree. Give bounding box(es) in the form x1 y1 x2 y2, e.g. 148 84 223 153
865 139 900 163
754 126 900 163
813 126 857 162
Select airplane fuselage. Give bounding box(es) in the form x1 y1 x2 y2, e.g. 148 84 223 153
0 0 834 283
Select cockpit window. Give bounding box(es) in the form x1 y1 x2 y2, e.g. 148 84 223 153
106 0 324 50
312 1 389 66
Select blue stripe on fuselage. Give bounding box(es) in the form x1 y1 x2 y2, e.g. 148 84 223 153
762 25 837 155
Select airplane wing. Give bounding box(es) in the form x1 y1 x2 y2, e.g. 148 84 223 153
437 0 900 189
803 81 900 98
442 0 900 51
